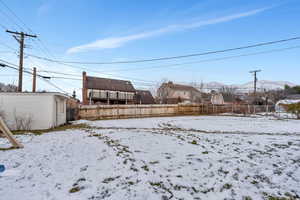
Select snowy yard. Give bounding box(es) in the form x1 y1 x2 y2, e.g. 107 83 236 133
1 115 300 200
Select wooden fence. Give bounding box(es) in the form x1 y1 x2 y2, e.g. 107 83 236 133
78 104 275 120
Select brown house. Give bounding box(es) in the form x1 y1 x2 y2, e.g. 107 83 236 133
82 72 136 105
134 90 155 104
157 81 202 104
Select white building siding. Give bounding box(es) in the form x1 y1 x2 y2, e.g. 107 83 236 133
0 93 67 130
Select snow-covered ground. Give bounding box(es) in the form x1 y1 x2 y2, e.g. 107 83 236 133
1 115 300 200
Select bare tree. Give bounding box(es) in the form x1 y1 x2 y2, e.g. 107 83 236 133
0 82 17 92
13 109 33 130
218 86 237 94
218 86 238 103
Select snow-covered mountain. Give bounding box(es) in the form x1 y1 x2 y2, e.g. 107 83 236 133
234 80 296 91
195 80 296 93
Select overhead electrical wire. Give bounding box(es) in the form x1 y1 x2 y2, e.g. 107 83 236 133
9 44 299 86
24 44 300 76
39 78 70 95
95 45 300 72
0 22 7 30
2 43 300 86
0 1 299 90
26 36 300 65
0 0 58 66
0 61 71 95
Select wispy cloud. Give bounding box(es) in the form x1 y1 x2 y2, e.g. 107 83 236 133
67 7 269 54
37 1 54 16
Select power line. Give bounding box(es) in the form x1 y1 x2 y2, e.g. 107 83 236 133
0 0 62 87
37 70 81 77
3 43 299 87
39 78 70 95
27 36 300 65
0 5 24 31
0 22 8 30
25 45 300 80
0 61 49 79
94 45 300 72
0 61 71 95
0 0 57 64
0 40 17 51
0 0 28 31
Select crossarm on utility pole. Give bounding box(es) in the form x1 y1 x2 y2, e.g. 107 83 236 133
6 30 37 92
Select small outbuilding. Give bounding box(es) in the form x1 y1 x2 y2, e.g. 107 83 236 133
275 99 300 112
0 92 68 130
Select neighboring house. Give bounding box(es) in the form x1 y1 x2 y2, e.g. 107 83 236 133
157 81 202 104
134 90 155 104
0 92 68 130
82 72 136 105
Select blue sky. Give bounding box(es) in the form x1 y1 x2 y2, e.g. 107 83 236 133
0 0 300 96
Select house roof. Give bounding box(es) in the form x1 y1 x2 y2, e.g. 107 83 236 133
161 82 200 93
86 76 136 92
135 90 155 104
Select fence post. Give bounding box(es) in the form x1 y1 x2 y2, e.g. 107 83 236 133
117 105 119 119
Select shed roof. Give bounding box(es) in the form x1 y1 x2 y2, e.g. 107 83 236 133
0 92 69 99
276 99 300 105
285 94 300 100
86 76 135 92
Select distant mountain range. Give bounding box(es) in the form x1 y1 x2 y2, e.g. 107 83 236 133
195 80 296 93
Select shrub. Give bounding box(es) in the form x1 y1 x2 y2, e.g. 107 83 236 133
286 103 300 119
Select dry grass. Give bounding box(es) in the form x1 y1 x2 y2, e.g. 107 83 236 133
12 123 90 135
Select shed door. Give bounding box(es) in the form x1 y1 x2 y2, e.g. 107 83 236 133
55 100 58 126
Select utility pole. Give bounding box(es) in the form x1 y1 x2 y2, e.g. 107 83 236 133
32 67 36 92
249 69 262 96
6 30 37 92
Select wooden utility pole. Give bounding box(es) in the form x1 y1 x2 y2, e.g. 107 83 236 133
32 67 37 92
6 30 37 92
249 69 262 96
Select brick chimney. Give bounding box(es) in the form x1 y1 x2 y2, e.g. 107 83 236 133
82 71 88 105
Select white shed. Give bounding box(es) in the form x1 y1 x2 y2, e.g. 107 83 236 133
0 92 68 130
275 99 300 112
